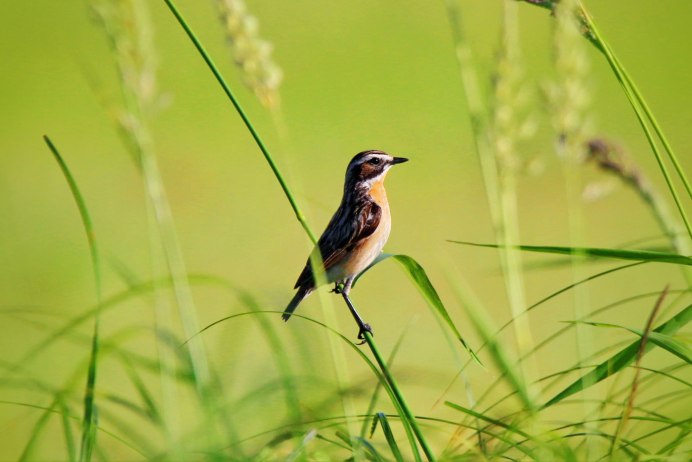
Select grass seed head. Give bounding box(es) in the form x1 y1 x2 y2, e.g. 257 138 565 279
217 0 284 108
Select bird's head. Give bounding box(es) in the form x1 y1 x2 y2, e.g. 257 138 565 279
345 150 408 188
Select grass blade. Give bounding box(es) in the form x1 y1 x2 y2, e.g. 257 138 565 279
609 286 667 457
359 322 412 440
121 358 161 424
357 254 481 364
359 328 434 461
44 136 102 462
518 1 692 236
570 321 691 364
161 0 316 243
579 6 692 215
444 401 531 440
370 412 404 462
59 401 77 462
19 397 59 462
193 310 425 460
544 303 692 408
236 290 303 423
451 280 536 412
450 241 692 266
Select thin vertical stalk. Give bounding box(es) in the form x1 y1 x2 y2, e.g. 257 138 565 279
361 329 436 461
445 0 537 405
578 6 692 240
552 0 597 457
162 0 316 244
44 136 102 462
443 0 520 451
309 255 364 461
443 0 499 229
609 285 668 456
161 1 435 459
522 1 691 240
493 0 538 399
92 0 219 452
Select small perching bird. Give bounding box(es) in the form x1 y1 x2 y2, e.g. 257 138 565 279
282 150 408 340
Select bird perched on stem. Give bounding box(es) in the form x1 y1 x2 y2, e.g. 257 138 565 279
282 150 408 341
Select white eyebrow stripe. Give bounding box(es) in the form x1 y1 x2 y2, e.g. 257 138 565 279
358 153 391 165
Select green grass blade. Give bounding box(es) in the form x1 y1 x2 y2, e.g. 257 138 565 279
579 6 692 202
570 321 692 364
3 400 149 459
161 0 316 243
18 274 228 368
444 401 531 440
369 412 404 462
519 1 692 234
419 415 536 459
359 328 434 461
43 136 102 296
59 401 77 462
121 358 162 424
357 254 481 364
451 281 536 412
544 303 692 408
235 290 302 423
19 398 59 462
194 310 424 460
616 55 692 200
359 323 411 440
643 332 692 364
44 136 102 462
450 241 692 266
334 429 386 460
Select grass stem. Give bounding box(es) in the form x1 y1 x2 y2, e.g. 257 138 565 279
578 6 692 241
162 0 316 244
360 328 436 461
161 1 438 459
44 136 102 462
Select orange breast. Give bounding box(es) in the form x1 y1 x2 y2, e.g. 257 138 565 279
335 180 392 279
368 179 388 207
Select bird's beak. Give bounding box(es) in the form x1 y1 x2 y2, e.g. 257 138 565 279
390 157 409 165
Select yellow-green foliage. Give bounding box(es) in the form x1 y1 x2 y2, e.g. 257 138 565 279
0 1 690 460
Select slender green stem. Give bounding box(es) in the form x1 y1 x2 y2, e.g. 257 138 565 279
44 136 102 462
361 331 436 461
572 1 691 200
609 285 668 456
162 0 316 244
162 1 434 459
359 325 409 439
578 6 692 241
615 56 692 199
523 2 692 199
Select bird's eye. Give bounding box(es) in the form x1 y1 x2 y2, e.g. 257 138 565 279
368 158 381 165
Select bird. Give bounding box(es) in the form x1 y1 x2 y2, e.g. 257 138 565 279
282 150 408 340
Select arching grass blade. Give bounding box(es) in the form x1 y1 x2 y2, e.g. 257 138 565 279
357 254 481 364
44 136 102 462
544 303 692 408
370 412 404 462
450 241 692 266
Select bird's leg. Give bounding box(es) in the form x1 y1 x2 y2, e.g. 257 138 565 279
340 280 372 344
342 294 373 344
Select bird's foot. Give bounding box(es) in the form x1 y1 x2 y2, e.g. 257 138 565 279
331 282 345 294
356 323 373 345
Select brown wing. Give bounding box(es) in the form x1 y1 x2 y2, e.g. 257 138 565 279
294 200 381 289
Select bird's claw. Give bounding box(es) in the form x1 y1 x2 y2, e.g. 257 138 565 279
331 282 344 294
355 323 373 345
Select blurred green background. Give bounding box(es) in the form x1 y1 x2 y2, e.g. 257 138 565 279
1 0 690 459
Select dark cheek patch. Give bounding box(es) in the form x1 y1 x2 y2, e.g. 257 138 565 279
359 163 377 179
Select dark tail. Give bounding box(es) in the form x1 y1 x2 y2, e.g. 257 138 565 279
282 287 311 321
